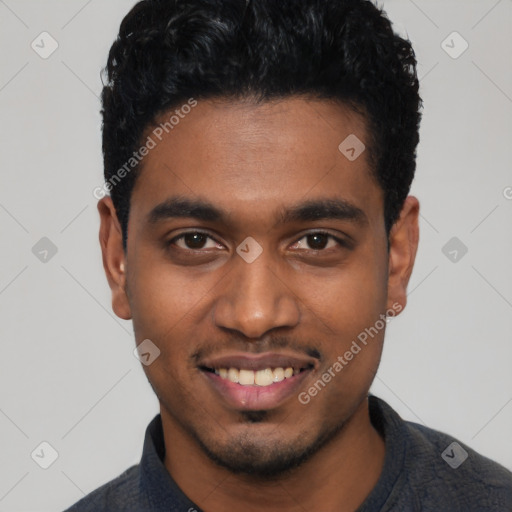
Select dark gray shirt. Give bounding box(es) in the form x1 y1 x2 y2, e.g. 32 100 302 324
63 395 512 511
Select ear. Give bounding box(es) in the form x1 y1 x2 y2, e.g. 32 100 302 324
386 196 420 314
98 197 132 320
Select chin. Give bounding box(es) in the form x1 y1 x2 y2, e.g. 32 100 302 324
190 417 347 478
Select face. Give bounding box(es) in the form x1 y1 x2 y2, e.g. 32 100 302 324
99 97 418 477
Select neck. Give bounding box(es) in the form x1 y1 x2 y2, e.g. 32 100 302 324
162 397 385 512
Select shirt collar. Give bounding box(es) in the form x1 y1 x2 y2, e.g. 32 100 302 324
138 414 201 511
356 395 407 511
137 396 406 511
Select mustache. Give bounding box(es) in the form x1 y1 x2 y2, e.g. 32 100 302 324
190 334 322 363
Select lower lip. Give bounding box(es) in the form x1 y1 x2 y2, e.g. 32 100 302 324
201 370 312 411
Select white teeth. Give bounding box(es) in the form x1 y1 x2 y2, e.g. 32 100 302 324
238 369 255 385
216 366 298 386
255 368 274 386
228 368 239 383
273 367 285 382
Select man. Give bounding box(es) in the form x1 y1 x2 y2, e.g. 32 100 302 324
65 0 512 510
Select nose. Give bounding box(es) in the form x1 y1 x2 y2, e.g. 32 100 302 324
213 253 301 339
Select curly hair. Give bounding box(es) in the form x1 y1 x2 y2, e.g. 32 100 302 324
101 0 422 249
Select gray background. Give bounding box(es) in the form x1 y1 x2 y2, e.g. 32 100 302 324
0 0 511 510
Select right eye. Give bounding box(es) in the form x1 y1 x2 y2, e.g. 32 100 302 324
167 231 224 251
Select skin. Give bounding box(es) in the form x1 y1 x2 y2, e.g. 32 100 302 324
98 97 419 511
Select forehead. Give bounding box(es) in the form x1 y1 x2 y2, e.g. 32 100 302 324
130 97 383 232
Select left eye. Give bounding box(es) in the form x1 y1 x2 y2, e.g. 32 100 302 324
291 232 341 251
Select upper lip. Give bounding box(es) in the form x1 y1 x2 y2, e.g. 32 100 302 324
198 352 318 372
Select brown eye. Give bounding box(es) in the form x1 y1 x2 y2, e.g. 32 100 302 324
291 232 342 251
306 233 330 250
182 233 208 249
168 232 222 251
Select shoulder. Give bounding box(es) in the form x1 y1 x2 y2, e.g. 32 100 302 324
63 464 141 512
369 396 512 511
402 418 512 510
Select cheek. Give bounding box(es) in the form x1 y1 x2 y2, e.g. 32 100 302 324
128 255 215 338
305 257 388 333
127 264 204 394
300 250 388 391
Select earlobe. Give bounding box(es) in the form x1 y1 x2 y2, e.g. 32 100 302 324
98 197 132 320
386 196 420 313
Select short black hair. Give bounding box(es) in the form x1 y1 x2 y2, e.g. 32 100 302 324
101 0 422 250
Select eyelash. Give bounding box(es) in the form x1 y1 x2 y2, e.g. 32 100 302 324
166 230 350 253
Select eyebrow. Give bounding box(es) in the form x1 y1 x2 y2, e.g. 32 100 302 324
147 195 368 227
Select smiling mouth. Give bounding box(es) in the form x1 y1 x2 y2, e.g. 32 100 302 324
200 365 314 387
